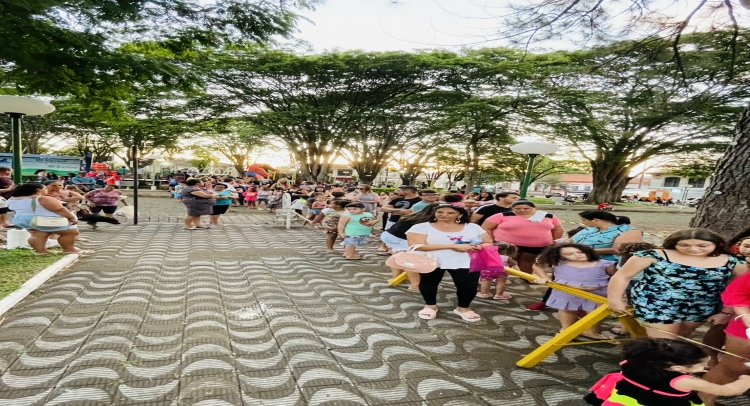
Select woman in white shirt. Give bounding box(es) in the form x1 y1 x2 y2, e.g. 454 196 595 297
406 204 493 322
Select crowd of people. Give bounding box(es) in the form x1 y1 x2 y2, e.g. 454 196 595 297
0 166 128 254
4 167 750 405
168 176 750 405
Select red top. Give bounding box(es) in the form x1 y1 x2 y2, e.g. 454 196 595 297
722 272 750 338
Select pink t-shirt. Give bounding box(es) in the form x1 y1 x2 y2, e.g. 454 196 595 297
485 212 561 247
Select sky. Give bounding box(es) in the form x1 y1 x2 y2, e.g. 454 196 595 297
292 0 516 53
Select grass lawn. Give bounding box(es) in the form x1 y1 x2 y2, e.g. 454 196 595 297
526 197 555 205
0 249 62 300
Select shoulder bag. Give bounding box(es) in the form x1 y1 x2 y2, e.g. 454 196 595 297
30 198 70 228
385 244 439 274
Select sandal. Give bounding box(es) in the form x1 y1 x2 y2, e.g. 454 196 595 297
183 227 198 230
475 293 491 299
453 309 481 323
493 293 513 300
344 256 363 260
418 308 438 320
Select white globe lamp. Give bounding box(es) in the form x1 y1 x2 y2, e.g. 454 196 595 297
0 96 55 184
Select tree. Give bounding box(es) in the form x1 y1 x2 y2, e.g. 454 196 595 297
690 109 750 237
188 147 219 173
202 48 465 182
0 0 314 107
476 0 750 235
536 32 749 203
204 121 268 175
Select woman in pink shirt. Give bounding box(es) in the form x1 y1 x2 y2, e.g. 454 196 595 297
481 200 564 274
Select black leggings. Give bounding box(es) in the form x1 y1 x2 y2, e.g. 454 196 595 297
419 268 480 308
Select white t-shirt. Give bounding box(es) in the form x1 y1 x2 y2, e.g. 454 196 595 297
406 222 487 269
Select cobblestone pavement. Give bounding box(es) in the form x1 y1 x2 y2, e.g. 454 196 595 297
0 198 745 405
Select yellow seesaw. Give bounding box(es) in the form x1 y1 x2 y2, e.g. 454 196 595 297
388 267 646 368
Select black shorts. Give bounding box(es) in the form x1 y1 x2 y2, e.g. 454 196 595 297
212 205 230 215
90 205 117 214
0 207 9 215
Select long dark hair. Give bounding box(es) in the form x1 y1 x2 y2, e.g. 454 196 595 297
578 210 631 225
12 182 45 197
662 228 727 257
537 243 599 267
621 338 707 378
429 204 471 224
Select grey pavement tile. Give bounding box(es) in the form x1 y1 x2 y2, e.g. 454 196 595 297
0 388 53 406
178 371 241 401
299 383 367 405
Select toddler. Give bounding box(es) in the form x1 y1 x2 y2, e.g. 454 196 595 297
323 200 349 253
338 202 378 259
266 187 284 213
244 186 258 209
476 242 517 300
308 194 328 227
533 243 616 340
585 338 750 405
171 182 185 200
256 185 271 209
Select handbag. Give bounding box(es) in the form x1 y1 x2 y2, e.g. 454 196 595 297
0 197 6 209
385 244 438 274
29 198 70 228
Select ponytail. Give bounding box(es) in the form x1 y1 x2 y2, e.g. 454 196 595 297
615 216 631 225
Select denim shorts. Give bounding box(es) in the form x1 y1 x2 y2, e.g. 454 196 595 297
341 236 369 246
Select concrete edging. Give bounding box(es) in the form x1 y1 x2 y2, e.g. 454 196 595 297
0 254 80 317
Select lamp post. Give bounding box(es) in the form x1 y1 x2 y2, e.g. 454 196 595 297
0 96 55 184
510 142 560 198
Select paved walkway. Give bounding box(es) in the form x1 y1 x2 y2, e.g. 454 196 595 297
0 199 745 405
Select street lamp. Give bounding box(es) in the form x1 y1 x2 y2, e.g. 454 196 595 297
0 96 55 184
510 142 560 198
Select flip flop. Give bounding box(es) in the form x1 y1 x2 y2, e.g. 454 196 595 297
344 257 363 260
453 309 481 323
475 293 491 299
418 308 438 320
183 227 198 230
493 294 513 300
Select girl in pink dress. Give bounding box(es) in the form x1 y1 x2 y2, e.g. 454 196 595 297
244 186 258 209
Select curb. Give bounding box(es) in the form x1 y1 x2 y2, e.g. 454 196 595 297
0 254 80 317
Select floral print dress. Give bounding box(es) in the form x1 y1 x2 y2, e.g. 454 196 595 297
630 250 742 324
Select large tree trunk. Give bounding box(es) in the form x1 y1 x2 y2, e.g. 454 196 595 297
588 160 632 203
690 106 750 238
352 162 382 184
